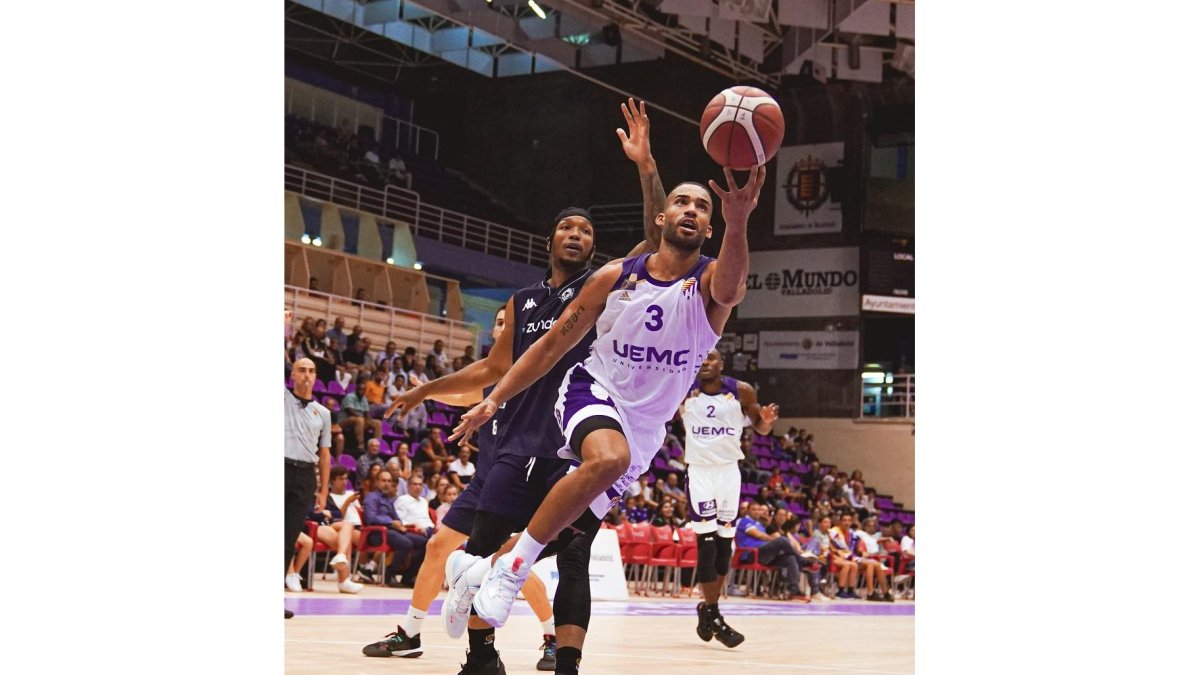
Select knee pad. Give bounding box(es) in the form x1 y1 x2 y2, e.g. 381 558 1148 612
552 531 594 631
464 511 520 557
696 532 719 583
713 535 733 577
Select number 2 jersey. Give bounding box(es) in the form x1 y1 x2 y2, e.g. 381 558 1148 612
682 376 748 467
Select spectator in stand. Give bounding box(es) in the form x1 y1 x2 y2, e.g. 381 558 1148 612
848 482 870 520
362 470 427 588
803 461 822 488
447 446 475 490
829 478 852 514
901 524 915 564
343 335 372 375
376 341 402 368
326 317 349 352
384 455 413 483
307 468 366 594
364 367 389 418
651 500 687 529
340 376 381 454
862 487 879 517
625 474 659 512
388 154 411 189
777 516 819 603
345 325 365 353
804 515 834 601
356 438 385 481
302 319 336 383
659 472 686 503
767 467 784 490
419 427 453 464
766 504 792 534
800 435 817 464
434 484 459 530
399 347 418 375
448 356 463 375
855 516 894 602
461 344 475 366
810 487 833 524
605 504 625 527
422 460 444 486
734 503 803 600
625 496 649 524
828 512 862 599
394 474 436 537
429 339 448 376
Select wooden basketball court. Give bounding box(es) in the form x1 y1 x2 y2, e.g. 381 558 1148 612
285 578 914 674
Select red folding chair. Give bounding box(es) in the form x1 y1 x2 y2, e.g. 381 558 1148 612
304 520 335 590
643 525 680 596
731 547 778 599
623 522 653 594
675 528 698 598
354 507 392 587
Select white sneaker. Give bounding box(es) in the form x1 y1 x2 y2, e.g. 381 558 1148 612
442 550 487 639
337 578 364 594
285 573 303 592
330 553 350 570
472 552 531 629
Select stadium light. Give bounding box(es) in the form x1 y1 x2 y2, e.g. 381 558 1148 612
313 236 323 247
414 261 423 270
527 0 547 19
300 233 311 244
386 257 395 265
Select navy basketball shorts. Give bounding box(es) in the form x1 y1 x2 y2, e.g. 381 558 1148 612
439 446 494 534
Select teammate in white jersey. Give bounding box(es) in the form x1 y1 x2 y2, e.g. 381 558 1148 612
681 348 778 648
449 164 767 629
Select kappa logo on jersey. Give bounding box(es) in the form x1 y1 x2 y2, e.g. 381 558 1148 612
523 298 538 311
698 499 717 517
559 287 575 303
681 277 697 299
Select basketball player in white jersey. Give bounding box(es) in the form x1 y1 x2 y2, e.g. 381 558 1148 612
449 164 767 629
681 348 778 648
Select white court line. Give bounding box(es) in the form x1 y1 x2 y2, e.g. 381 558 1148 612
285 639 912 674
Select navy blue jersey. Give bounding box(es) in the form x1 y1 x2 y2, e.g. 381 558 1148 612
495 267 598 458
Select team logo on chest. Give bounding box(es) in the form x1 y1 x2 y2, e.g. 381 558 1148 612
681 277 697 299
559 287 575 303
523 298 538 310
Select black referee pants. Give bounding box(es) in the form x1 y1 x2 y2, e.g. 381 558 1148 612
285 459 317 574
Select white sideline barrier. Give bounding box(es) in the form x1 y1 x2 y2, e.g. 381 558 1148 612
530 529 629 601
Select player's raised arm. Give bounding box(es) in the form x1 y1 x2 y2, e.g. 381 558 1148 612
449 264 621 441
706 166 766 308
385 299 518 419
617 98 667 257
737 380 779 436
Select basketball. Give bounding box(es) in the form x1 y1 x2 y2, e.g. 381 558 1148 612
700 86 785 170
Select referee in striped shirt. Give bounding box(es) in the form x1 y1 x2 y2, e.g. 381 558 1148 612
285 358 332 617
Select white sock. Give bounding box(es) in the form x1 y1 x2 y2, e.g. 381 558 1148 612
541 619 555 636
511 530 547 568
402 606 427 636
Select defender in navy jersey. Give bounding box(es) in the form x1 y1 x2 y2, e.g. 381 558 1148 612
681 349 778 647
452 162 768 632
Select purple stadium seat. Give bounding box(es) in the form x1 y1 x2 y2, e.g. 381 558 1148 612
337 454 357 472
326 380 345 396
285 378 294 389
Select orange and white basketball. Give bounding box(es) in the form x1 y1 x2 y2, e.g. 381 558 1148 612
700 86 785 170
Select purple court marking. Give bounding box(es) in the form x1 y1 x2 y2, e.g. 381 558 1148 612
283 597 913 618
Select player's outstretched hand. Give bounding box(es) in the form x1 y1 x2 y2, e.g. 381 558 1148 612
761 402 780 427
448 398 499 443
616 98 652 166
708 165 766 228
385 387 424 420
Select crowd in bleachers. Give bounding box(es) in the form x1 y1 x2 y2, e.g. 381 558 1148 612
286 114 412 190
286 312 915 600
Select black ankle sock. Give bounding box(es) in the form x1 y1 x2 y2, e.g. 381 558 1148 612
555 646 582 675
467 627 497 661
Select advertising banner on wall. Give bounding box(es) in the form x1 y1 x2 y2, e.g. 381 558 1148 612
740 247 860 318
774 142 844 236
758 331 859 370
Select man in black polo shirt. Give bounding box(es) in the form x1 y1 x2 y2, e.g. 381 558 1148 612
284 357 332 618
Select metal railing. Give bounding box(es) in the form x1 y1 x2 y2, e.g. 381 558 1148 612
860 373 915 419
284 285 476 349
285 77 440 160
285 164 616 267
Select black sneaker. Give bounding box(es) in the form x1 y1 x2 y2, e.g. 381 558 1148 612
284 609 294 619
836 589 857 599
710 613 745 649
536 634 557 671
357 567 377 584
362 626 423 658
884 592 895 603
457 651 506 675
696 603 714 642
867 591 885 602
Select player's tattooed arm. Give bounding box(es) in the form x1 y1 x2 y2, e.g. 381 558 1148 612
617 98 666 257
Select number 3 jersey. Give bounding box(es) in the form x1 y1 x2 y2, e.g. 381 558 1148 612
682 376 748 467
564 253 721 456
